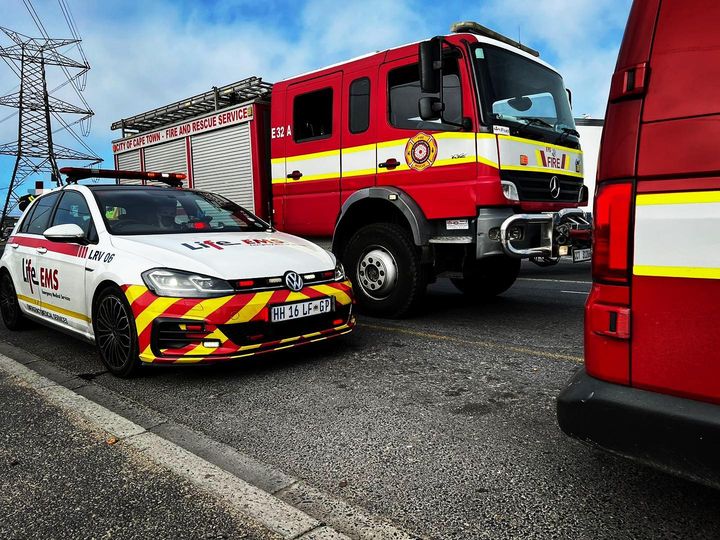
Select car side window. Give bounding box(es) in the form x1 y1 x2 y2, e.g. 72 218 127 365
52 191 94 238
22 192 61 235
349 77 370 134
293 87 333 142
388 59 462 130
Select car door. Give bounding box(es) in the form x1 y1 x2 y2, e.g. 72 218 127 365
40 189 96 334
7 192 62 320
282 72 342 236
341 72 377 203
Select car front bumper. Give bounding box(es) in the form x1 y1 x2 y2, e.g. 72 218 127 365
122 280 354 364
557 368 720 489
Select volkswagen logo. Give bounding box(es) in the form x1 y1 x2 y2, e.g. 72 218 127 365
284 271 304 292
549 176 561 199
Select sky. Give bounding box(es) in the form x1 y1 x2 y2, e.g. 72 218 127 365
0 0 633 210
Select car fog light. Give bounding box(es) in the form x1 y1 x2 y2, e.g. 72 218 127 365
489 227 500 241
559 245 569 256
509 226 523 241
203 339 221 348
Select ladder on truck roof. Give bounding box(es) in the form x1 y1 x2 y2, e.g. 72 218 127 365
111 76 273 136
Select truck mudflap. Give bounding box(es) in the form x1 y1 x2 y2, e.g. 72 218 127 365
499 208 592 263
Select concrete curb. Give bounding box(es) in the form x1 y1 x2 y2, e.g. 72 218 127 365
0 347 419 540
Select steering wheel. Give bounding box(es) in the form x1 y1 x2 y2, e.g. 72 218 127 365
113 219 143 231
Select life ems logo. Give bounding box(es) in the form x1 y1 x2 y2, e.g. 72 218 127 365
405 132 438 172
537 148 568 170
21 258 59 294
182 239 287 250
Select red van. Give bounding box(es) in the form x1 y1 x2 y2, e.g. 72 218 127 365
557 0 720 487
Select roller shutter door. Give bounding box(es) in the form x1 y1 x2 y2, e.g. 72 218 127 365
116 150 142 185
191 123 254 211
144 139 187 178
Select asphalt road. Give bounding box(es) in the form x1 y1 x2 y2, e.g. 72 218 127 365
2 260 720 539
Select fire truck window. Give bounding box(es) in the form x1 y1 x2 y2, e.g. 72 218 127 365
293 88 333 142
349 77 370 134
52 191 93 237
21 192 61 235
388 59 461 130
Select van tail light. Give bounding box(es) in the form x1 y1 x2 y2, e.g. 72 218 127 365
592 181 633 284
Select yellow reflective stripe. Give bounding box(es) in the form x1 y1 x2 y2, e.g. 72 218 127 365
636 191 720 206
501 164 583 178
434 132 477 140
285 149 340 162
182 328 227 358
270 157 284 165
17 294 91 323
498 134 583 155
135 297 178 335
228 291 274 323
124 285 148 305
634 265 720 280
535 149 544 166
188 295 235 319
342 143 376 154
285 291 309 302
342 168 376 178
271 178 285 184
139 345 155 363
310 284 352 305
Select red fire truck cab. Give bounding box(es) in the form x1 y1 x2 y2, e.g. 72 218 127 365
113 22 591 317
558 0 720 488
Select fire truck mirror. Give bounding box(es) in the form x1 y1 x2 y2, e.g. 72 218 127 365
419 96 443 121
419 37 442 94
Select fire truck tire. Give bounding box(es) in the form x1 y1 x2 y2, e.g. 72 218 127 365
344 223 425 318
451 256 521 299
0 272 30 330
93 286 141 378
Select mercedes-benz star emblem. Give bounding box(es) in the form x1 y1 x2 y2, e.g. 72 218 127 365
284 271 304 292
549 176 561 199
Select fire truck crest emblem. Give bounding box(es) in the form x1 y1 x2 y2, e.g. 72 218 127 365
404 132 438 172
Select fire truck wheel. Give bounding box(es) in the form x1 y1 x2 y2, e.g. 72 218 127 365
451 256 521 299
93 286 141 378
344 223 425 318
0 272 30 330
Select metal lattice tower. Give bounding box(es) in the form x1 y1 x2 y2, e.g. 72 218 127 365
0 27 100 222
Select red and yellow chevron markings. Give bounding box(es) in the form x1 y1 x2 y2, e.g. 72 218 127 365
122 280 354 364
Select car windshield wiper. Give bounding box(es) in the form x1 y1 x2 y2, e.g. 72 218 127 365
514 117 555 135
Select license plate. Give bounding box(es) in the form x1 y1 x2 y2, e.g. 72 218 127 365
572 248 592 263
270 298 334 322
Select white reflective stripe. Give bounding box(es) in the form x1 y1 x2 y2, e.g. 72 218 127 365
285 151 340 182
341 146 376 178
497 135 583 178
477 134 499 168
634 199 720 275
271 162 285 184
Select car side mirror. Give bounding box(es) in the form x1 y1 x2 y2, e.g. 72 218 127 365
419 37 443 94
419 96 444 121
43 223 88 244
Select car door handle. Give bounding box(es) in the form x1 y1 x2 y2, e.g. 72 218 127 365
286 170 303 180
36 247 47 254
9 243 18 249
379 158 400 170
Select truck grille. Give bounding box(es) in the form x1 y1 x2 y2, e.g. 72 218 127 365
501 170 582 203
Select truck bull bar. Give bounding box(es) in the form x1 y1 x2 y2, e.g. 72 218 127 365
499 208 591 259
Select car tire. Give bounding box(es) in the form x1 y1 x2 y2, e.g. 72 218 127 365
93 286 141 378
452 256 521 299
343 223 426 318
0 272 29 330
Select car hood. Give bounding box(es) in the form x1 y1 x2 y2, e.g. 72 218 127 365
109 231 335 279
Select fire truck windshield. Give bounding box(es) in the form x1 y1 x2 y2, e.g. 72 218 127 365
472 44 576 138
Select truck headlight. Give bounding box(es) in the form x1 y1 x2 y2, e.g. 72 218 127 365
142 269 234 298
334 261 345 281
501 181 519 201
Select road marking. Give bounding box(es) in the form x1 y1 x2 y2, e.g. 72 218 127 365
0 353 416 540
361 323 583 363
517 277 591 285
561 290 589 295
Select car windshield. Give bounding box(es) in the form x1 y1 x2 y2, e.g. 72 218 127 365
93 188 269 235
473 44 575 134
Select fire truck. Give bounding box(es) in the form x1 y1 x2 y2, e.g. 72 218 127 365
112 22 591 317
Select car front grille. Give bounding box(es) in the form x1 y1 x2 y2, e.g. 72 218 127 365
501 170 582 203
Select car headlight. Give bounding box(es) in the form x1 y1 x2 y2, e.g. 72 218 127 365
142 269 234 298
334 261 345 281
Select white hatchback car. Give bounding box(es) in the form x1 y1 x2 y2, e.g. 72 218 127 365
0 170 354 376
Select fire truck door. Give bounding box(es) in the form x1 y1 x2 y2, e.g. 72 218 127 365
283 72 342 237
376 55 478 219
340 73 377 202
